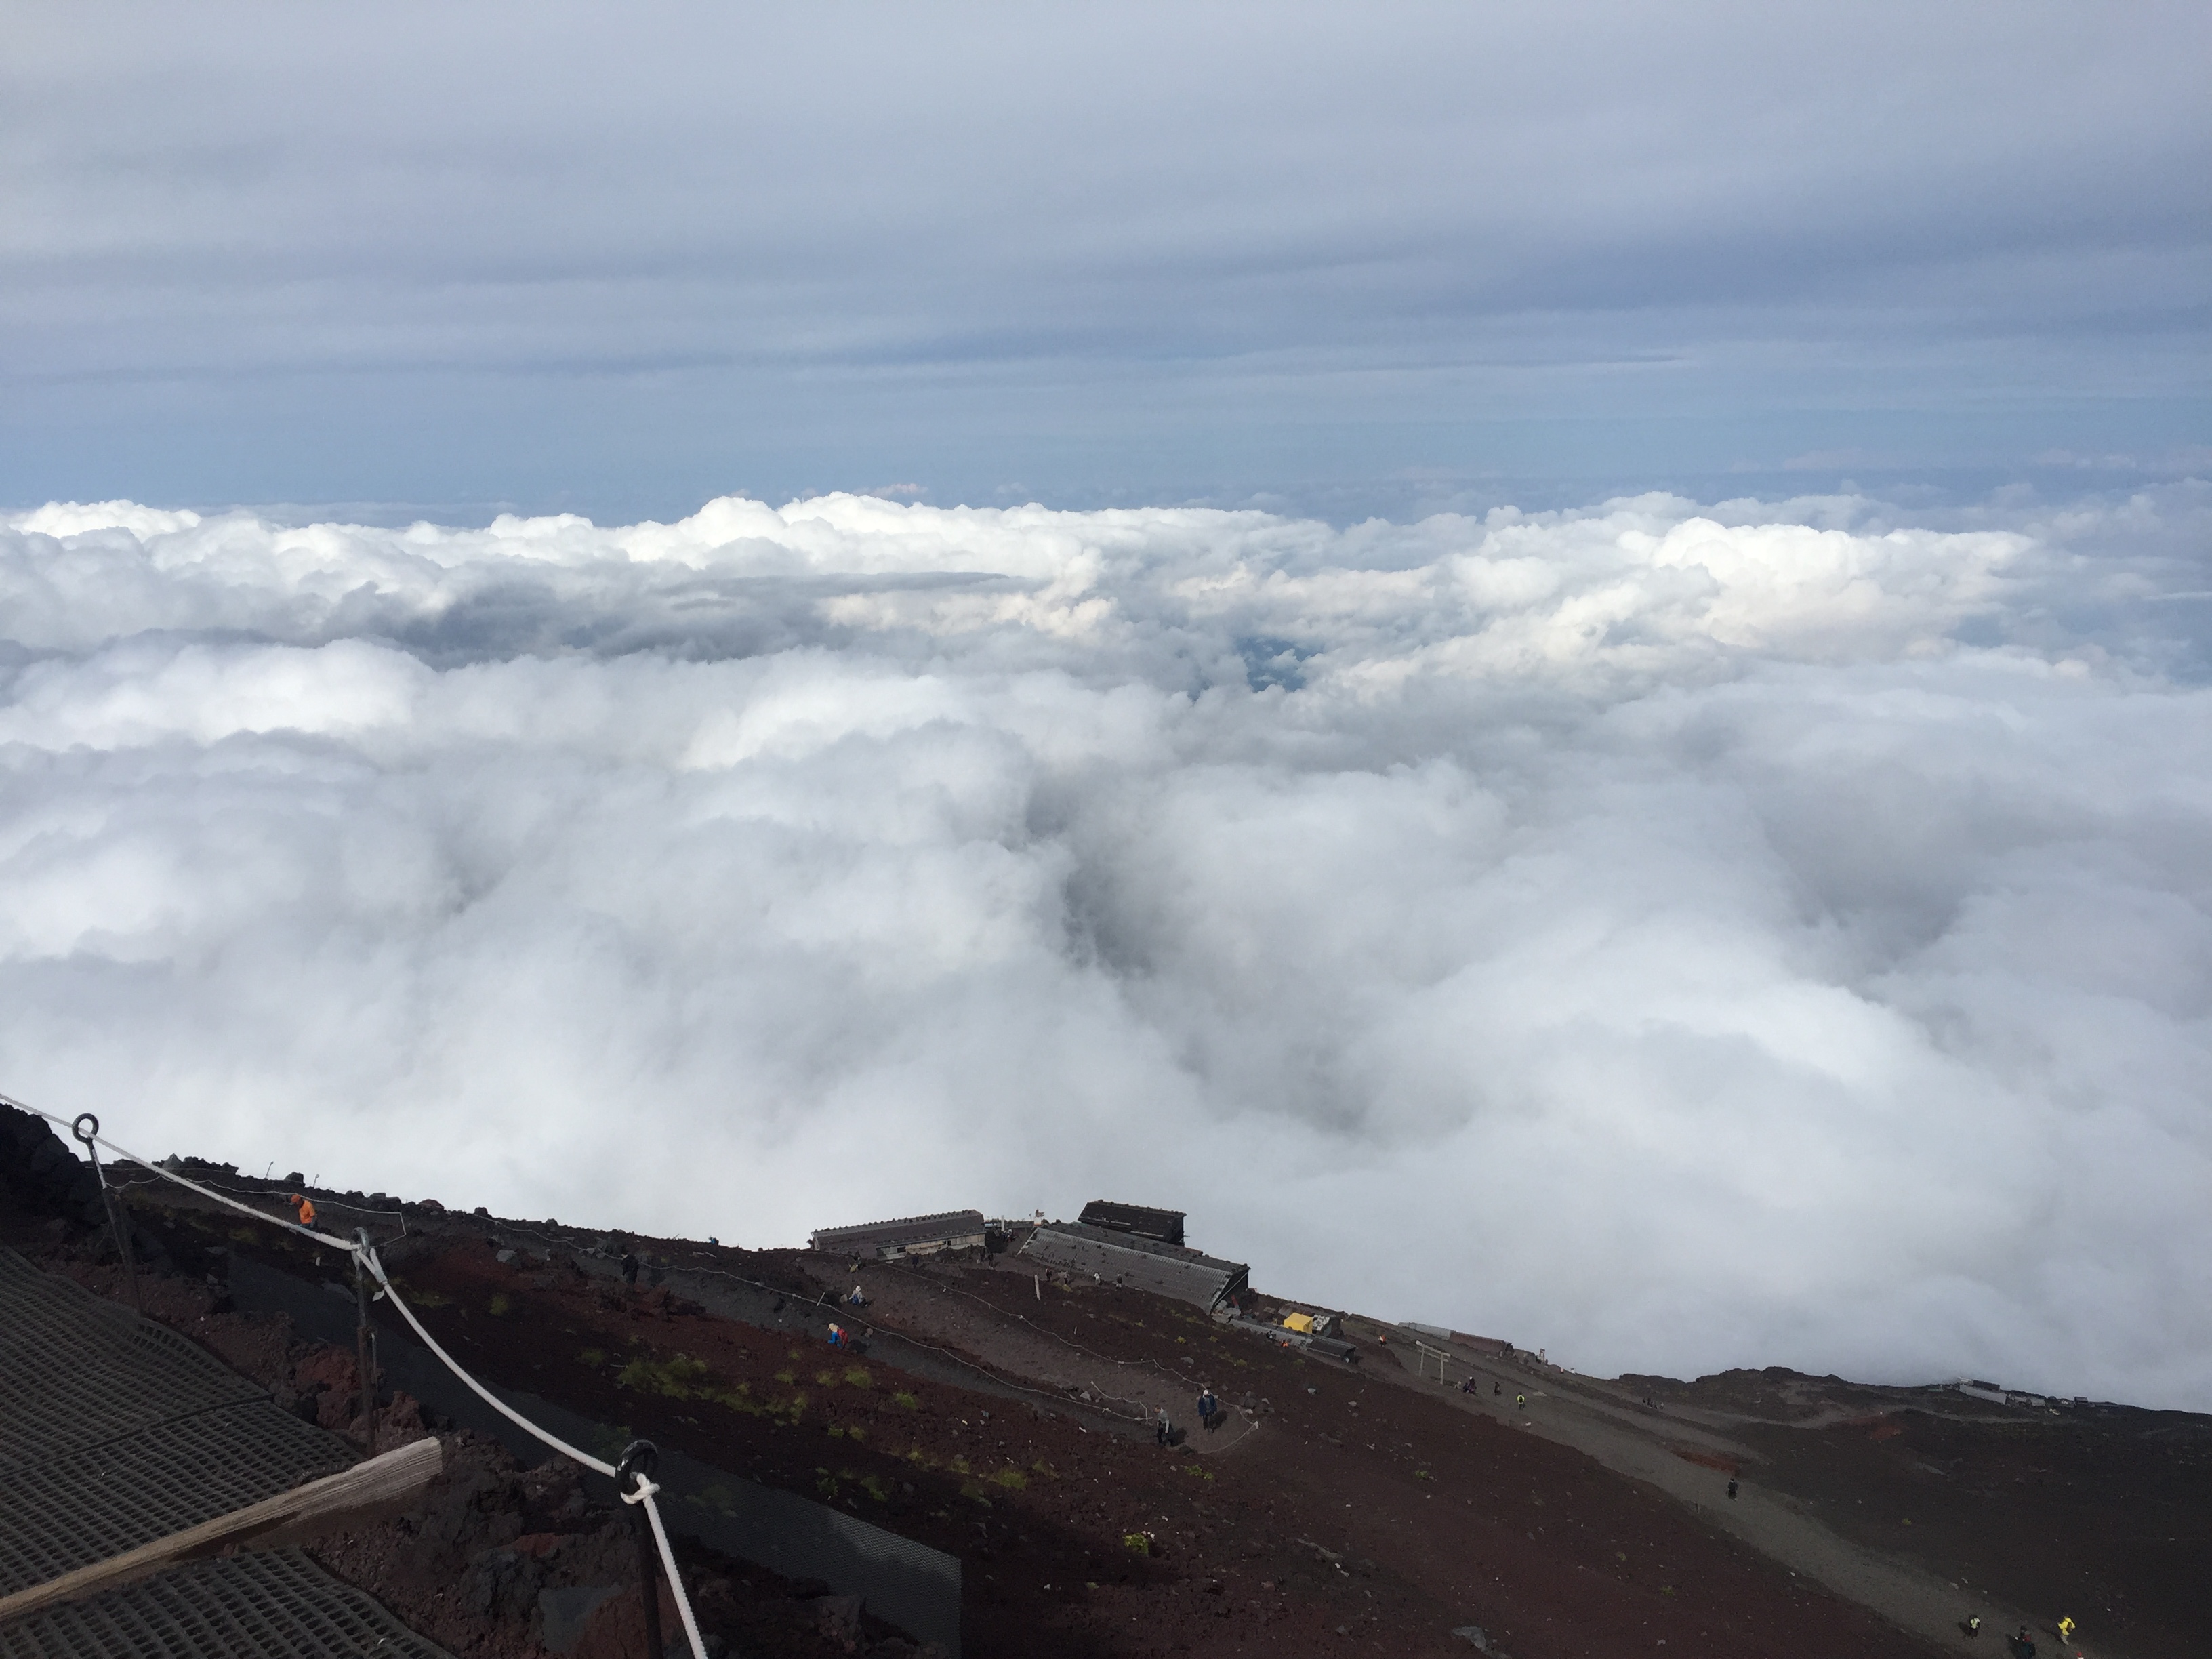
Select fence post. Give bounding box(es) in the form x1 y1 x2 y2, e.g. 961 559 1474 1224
618 1439 666 1659
70 1115 142 1314
352 1228 379 1452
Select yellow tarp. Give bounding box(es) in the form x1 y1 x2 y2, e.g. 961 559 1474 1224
1280 1312 1315 1334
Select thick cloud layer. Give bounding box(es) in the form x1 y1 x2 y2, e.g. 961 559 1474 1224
3 489 2208 1407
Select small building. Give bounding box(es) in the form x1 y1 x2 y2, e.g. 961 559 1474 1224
810 1209 989 1260
1021 1221 1247 1311
1955 1378 2009 1406
1404 1322 1515 1357
1078 1200 1186 1247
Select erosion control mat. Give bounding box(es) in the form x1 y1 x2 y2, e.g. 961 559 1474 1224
0 1247 354 1595
0 1547 455 1659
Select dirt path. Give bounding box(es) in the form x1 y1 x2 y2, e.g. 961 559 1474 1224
1347 1326 2100 1659
815 1254 1265 1455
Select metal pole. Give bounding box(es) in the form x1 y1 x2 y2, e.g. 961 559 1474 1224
352 1228 378 1453
70 1115 142 1314
617 1440 665 1659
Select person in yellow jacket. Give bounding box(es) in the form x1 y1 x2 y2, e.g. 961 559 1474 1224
2057 1618 2076 1645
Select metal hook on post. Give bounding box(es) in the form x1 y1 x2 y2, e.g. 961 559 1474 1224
70 1113 142 1314
616 1439 666 1659
352 1227 378 1455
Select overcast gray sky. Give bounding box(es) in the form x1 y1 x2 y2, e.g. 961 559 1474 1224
4 1 2206 519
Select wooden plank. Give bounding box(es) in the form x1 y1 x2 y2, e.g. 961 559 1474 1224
0 1434 443 1624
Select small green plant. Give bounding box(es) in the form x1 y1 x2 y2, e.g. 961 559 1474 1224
815 1370 838 1388
579 1347 607 1368
487 1293 511 1317
1122 1532 1152 1556
617 1352 714 1398
990 1467 1027 1491
842 1366 872 1389
775 1370 796 1385
891 1391 919 1410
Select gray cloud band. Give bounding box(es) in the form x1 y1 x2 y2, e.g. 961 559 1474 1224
2 489 2208 1409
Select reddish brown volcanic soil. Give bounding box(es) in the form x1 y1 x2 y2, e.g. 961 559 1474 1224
283 1217 1937 1659
7 1129 2203 1659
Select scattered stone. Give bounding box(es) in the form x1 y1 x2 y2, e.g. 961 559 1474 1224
538 1584 618 1654
458 1544 543 1621
814 1593 865 1649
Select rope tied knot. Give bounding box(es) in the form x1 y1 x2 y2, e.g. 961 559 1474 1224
616 1438 661 1505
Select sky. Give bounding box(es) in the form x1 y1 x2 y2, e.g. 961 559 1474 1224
3 6 2210 1408
3 1 2207 520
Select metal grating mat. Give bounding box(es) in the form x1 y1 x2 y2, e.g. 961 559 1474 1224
0 1549 457 1659
0 1404 354 1597
0 1250 266 1471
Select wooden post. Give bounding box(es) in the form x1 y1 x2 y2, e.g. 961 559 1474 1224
352 1229 378 1452
0 1437 443 1622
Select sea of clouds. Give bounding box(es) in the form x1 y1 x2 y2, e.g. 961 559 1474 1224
3 489 2207 1408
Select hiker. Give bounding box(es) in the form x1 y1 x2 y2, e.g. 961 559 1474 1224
1726 1478 1738 1500
1962 1615 1980 1639
620 1251 640 1289
290 1194 316 1227
2008 1626 2036 1659
827 1322 846 1349
1196 1388 1220 1430
1154 1410 1173 1448
1515 1393 1526 1411
1493 1381 1500 1397
2056 1618 2075 1646
846 1283 867 1307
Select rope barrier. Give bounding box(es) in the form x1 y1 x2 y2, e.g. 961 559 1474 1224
6 1097 359 1254
2 1092 709 1659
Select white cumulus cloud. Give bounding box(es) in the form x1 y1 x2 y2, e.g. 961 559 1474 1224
2 487 2207 1408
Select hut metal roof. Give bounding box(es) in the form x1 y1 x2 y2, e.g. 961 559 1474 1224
1077 1200 1186 1245
808 1209 988 1253
1020 1223 1247 1310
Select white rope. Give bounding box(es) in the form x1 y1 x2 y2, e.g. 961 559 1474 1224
359 1246 706 1659
5 1097 357 1252
621 1476 711 1659
5 1091 709 1659
353 1245 618 1477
